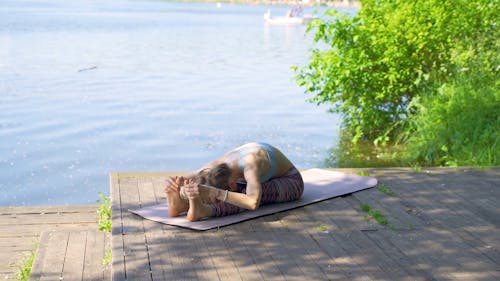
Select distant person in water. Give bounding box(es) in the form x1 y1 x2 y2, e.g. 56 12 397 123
165 142 304 221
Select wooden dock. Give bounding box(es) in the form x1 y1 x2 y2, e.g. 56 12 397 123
3 167 498 280
0 205 110 280
111 167 500 280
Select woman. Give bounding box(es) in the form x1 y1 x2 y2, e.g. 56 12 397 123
165 142 304 221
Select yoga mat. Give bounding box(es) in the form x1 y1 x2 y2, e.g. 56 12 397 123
129 168 377 230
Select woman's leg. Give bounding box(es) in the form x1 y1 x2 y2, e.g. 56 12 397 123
260 167 304 204
210 201 244 217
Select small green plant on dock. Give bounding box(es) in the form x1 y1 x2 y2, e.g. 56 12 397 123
360 203 388 225
102 248 112 265
97 192 111 232
15 246 36 281
377 185 395 196
355 170 370 177
316 224 328 233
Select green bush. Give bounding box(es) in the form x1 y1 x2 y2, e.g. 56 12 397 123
294 0 498 144
295 0 499 166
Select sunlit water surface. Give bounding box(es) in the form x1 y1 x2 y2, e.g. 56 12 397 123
0 0 356 205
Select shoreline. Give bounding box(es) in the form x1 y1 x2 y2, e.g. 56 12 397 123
178 0 361 8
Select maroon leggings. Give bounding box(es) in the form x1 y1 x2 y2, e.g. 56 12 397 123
210 167 304 217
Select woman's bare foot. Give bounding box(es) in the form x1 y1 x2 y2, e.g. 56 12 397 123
166 191 189 217
187 197 213 222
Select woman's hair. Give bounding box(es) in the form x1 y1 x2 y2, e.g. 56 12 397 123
195 163 231 190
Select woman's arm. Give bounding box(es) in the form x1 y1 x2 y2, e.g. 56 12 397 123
225 167 262 210
184 167 262 210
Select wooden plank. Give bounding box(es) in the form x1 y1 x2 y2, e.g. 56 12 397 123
353 183 426 230
470 197 500 226
0 212 98 225
353 230 423 280
287 206 360 280
110 172 126 281
122 233 152 281
331 230 393 280
384 170 500 268
236 230 286 281
170 230 199 280
304 231 370 281
389 174 500 265
138 177 163 233
296 199 394 278
0 237 39 247
203 231 242 281
0 223 97 237
111 233 126 281
28 231 49 281
317 196 377 231
275 206 320 233
118 176 145 235
83 231 106 281
246 213 285 232
103 233 111 281
264 229 309 281
62 231 87 280
144 231 175 281
0 244 38 253
110 172 123 236
0 205 99 215
296 232 351 280
363 230 434 280
39 231 69 281
273 208 306 232
0 255 18 279
380 227 499 280
431 171 500 227
191 232 220 281
287 231 332 280
282 207 352 280
151 177 167 205
223 229 263 281
430 229 500 281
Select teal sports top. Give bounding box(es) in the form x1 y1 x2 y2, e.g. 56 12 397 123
225 142 277 182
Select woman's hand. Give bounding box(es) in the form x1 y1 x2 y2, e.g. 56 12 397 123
165 176 184 194
183 180 219 203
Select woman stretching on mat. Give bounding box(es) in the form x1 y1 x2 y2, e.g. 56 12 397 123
165 142 304 221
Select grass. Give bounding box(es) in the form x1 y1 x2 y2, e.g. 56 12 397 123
97 192 111 232
316 224 328 232
102 248 112 265
355 170 370 177
360 203 388 225
15 246 37 281
403 70 499 167
377 184 395 196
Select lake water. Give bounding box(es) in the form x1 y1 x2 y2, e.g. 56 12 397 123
0 0 355 206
